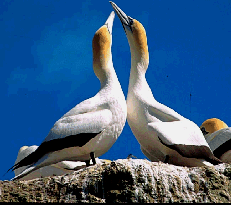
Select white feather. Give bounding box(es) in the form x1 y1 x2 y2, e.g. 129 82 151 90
11 11 127 180
205 127 231 151
148 120 209 147
110 2 219 166
44 109 112 141
14 145 112 181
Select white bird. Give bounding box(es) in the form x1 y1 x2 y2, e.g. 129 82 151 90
110 1 221 167
8 11 127 180
14 145 111 180
200 118 228 139
200 118 231 163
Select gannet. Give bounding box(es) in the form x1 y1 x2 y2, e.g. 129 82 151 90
200 118 228 140
14 145 111 180
200 118 231 163
110 2 221 167
8 11 127 180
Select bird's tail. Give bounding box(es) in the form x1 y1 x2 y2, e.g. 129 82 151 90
206 155 223 165
11 165 36 180
4 149 38 178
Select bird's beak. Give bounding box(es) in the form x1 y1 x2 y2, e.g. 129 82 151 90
109 1 133 32
200 127 209 136
105 11 115 35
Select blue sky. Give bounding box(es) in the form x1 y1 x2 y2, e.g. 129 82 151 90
1 0 231 180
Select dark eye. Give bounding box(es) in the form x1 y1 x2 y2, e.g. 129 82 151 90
200 127 209 135
128 16 133 26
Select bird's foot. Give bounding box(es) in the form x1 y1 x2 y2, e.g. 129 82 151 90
85 160 90 167
90 152 96 165
164 155 169 163
85 152 96 166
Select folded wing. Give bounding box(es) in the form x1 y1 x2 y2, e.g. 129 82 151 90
8 109 112 173
148 103 184 122
148 120 222 164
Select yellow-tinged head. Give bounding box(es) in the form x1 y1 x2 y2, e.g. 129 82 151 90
128 19 149 62
200 118 228 136
92 11 115 80
110 2 149 71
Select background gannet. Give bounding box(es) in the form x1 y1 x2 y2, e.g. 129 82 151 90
7 11 127 180
200 118 231 163
14 145 111 180
110 1 221 167
200 118 228 140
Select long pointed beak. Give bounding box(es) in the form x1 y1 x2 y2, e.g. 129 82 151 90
105 11 115 35
109 1 133 31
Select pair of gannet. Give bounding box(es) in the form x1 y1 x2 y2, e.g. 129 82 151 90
110 2 221 167
14 145 111 180
200 118 231 163
8 3 223 180
8 11 127 180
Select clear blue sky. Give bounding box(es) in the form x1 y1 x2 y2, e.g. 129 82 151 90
1 0 231 180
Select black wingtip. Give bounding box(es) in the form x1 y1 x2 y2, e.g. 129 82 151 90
6 164 17 174
3 162 20 179
158 136 223 165
4 148 38 178
207 155 223 165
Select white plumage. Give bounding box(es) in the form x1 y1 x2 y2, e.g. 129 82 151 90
9 11 127 180
14 145 111 180
200 118 231 163
110 1 221 167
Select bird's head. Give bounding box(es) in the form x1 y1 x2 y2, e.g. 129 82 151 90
110 1 149 71
92 11 115 80
200 118 228 137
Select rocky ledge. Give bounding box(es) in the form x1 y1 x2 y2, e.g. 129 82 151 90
1 159 231 203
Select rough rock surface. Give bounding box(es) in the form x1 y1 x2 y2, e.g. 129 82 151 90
1 159 231 203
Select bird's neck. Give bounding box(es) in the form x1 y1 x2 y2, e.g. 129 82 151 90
129 50 148 87
94 57 119 90
102 68 118 90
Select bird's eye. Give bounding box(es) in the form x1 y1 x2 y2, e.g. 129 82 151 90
128 16 133 26
200 127 209 135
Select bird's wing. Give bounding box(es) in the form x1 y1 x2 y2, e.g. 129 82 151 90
148 103 184 122
206 128 231 150
148 120 207 146
8 109 112 175
62 96 100 118
147 120 222 164
208 128 231 158
11 165 36 180
44 108 112 142
14 145 39 176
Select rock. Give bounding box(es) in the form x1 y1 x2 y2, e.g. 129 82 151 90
1 159 231 203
